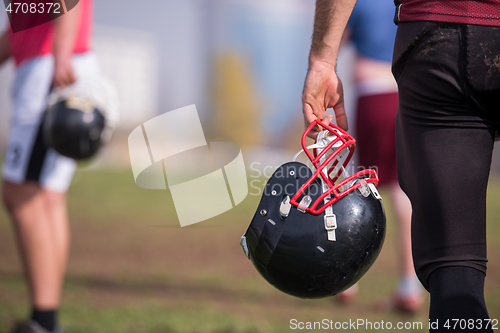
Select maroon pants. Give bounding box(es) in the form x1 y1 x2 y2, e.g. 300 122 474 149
356 92 399 187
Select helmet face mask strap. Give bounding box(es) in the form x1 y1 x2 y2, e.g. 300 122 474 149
290 120 379 215
317 130 341 241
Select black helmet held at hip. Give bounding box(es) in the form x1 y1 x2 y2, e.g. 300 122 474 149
43 76 119 160
44 96 106 160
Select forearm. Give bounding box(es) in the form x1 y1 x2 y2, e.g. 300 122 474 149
0 31 11 66
52 3 81 61
309 0 357 66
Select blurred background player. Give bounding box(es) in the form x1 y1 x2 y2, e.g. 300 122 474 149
333 0 423 311
0 1 97 332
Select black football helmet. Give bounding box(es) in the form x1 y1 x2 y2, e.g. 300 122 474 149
44 77 119 160
241 120 386 298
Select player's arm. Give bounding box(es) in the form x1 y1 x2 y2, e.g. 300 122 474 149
52 2 82 87
302 0 357 138
0 30 11 66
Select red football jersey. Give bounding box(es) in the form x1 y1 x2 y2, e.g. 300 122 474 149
9 0 93 66
396 0 500 26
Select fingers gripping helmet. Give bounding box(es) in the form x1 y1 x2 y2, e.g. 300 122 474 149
241 120 386 298
44 76 119 160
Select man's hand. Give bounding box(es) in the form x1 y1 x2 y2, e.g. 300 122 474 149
302 0 356 139
52 56 76 88
51 1 81 88
302 59 348 139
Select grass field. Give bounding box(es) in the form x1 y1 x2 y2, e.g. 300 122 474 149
0 167 499 332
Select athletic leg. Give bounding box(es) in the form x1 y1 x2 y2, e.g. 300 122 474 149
388 183 414 280
42 189 70 275
2 182 63 331
2 56 74 333
429 267 490 330
388 183 422 308
3 185 70 332
356 91 422 309
393 21 495 328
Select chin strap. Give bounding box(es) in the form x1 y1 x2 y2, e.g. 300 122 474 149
291 137 336 162
292 130 352 241
316 131 337 241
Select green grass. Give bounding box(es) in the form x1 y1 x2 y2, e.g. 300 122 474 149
1 168 499 332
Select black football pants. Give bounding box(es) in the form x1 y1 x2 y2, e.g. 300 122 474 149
393 21 500 291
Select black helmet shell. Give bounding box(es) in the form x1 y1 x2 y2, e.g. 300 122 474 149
44 98 106 160
243 162 386 298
